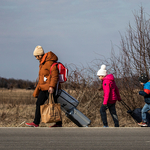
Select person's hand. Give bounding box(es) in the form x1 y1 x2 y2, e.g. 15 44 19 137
48 87 54 93
140 82 144 85
103 104 108 109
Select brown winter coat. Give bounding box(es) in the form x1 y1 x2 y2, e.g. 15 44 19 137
33 51 59 98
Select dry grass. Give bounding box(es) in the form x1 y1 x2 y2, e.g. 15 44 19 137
0 88 143 127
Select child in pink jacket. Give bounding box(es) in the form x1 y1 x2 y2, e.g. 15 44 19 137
97 65 121 127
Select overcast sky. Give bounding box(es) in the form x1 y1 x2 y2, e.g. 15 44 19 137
0 0 150 81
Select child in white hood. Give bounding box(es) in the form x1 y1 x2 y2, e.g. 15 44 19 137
97 65 121 127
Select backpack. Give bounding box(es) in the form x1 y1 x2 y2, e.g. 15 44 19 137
50 62 68 83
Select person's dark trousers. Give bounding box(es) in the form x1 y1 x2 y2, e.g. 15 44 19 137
100 103 119 127
33 90 62 125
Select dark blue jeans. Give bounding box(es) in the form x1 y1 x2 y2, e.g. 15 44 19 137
33 90 62 125
100 103 119 127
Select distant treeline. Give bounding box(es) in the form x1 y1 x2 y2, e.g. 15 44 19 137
0 74 141 91
0 77 35 89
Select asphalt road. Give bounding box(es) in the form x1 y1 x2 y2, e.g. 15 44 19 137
0 127 150 150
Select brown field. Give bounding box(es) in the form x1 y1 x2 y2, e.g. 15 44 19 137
0 88 143 127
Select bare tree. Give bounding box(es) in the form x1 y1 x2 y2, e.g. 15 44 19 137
110 7 150 109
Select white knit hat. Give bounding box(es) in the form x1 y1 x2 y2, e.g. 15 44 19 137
97 65 107 76
33 45 44 56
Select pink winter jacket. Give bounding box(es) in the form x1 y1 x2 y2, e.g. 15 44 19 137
102 74 121 105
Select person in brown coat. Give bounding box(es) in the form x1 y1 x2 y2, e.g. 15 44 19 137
26 45 62 127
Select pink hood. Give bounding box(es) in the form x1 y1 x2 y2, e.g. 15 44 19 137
102 74 121 105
